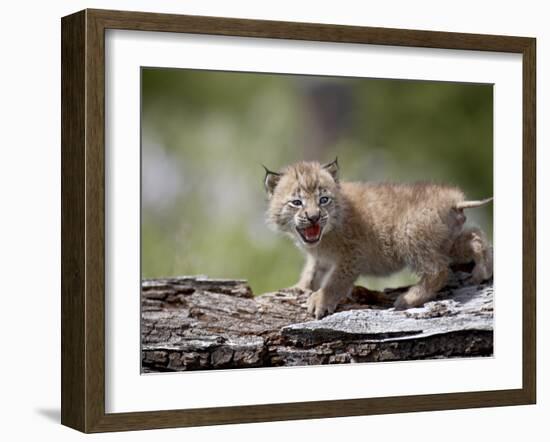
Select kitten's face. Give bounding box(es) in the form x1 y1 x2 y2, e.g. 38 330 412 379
264 160 341 248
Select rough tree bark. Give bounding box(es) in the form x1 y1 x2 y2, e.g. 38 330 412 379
141 265 493 372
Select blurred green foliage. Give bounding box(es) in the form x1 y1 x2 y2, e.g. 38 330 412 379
141 68 493 294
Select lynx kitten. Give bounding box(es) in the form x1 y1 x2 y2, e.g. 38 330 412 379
264 159 493 319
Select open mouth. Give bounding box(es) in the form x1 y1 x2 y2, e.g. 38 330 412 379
297 224 323 244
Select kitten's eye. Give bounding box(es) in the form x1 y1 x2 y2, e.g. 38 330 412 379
289 199 303 207
319 196 330 205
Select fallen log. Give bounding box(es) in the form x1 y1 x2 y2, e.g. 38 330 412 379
141 265 493 372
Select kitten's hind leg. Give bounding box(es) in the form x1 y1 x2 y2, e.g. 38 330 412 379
394 267 449 310
450 226 493 284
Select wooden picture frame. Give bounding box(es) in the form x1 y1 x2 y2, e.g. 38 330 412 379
61 8 536 433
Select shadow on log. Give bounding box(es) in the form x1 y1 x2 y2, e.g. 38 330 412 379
141 264 493 372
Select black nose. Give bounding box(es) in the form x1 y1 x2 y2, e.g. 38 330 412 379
306 211 320 223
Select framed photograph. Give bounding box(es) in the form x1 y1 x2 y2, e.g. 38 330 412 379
61 9 536 433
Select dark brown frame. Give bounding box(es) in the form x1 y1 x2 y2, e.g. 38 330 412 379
61 8 536 433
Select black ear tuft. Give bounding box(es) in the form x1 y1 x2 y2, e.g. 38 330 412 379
262 165 281 197
322 157 339 181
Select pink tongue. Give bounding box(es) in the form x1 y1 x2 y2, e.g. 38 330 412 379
304 225 321 240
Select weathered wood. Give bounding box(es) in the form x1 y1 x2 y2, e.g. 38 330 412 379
142 266 493 372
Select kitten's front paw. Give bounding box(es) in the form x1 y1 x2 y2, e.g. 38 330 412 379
307 290 338 319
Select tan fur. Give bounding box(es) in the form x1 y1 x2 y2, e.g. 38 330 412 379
264 160 493 319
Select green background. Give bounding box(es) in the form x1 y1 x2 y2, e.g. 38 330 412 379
141 68 493 294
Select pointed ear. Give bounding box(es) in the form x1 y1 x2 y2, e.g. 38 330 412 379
262 165 281 197
323 157 339 182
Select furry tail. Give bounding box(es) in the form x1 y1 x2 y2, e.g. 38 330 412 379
455 197 493 210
